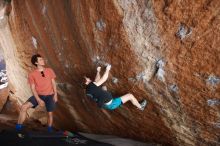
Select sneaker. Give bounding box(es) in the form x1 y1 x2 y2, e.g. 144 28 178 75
47 126 53 133
15 124 23 132
16 124 25 138
139 99 147 111
17 133 25 139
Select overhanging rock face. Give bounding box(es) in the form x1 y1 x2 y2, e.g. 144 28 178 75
0 0 219 146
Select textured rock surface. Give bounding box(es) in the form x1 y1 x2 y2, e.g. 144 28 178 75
0 0 219 146
0 87 9 112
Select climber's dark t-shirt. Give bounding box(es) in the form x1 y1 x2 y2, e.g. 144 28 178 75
86 82 113 108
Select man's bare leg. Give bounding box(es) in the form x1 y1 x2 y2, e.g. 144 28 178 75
48 112 53 126
17 102 33 124
16 102 33 131
47 112 53 132
102 87 146 110
120 93 142 109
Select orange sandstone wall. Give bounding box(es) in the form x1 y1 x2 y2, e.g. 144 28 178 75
0 0 219 145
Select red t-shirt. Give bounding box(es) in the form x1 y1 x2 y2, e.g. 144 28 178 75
28 68 56 95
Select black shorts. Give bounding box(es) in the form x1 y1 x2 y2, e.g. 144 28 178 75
27 95 56 112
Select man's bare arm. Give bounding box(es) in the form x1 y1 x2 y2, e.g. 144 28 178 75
94 65 111 86
95 67 101 82
52 78 58 102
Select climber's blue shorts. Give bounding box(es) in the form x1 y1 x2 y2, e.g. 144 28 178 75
103 97 122 110
27 95 56 112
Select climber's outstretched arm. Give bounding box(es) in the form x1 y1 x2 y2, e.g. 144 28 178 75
94 65 111 86
95 67 101 82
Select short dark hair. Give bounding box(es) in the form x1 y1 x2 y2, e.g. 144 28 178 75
31 54 42 66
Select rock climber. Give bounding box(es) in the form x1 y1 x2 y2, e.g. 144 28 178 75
84 64 147 111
